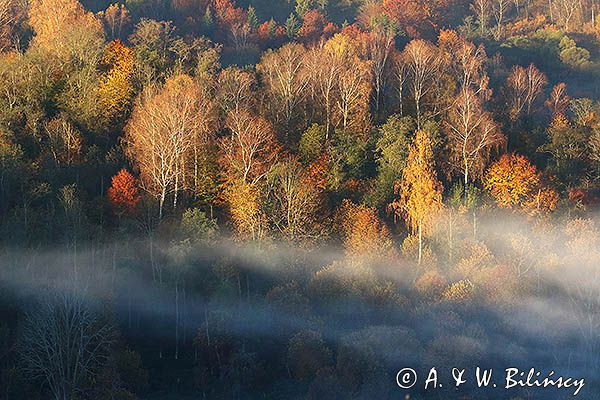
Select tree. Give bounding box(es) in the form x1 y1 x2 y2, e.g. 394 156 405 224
226 180 268 241
44 116 82 165
257 43 309 131
505 63 547 121
124 74 216 218
364 21 397 116
287 330 332 380
492 0 510 39
305 44 344 137
484 153 558 214
337 199 396 260
382 0 430 37
219 110 279 186
334 52 372 133
19 290 114 400
402 39 439 129
217 67 256 115
299 10 329 44
391 49 408 115
313 32 372 134
545 82 570 117
369 115 415 207
107 168 141 218
178 207 218 244
0 0 22 52
391 129 443 265
441 34 490 99
99 39 135 124
266 157 321 241
299 124 327 163
129 19 177 83
285 13 301 38
28 0 104 65
538 114 588 185
445 88 505 194
99 3 131 40
213 0 250 49
246 6 258 30
296 0 315 17
550 0 582 29
471 0 492 35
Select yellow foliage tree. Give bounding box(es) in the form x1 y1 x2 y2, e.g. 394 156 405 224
441 279 475 302
226 180 268 241
28 0 104 65
99 39 134 122
391 129 443 265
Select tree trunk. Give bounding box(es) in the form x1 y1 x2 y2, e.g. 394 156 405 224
159 187 166 219
463 162 469 204
175 280 179 360
416 96 421 130
174 172 179 210
418 221 423 265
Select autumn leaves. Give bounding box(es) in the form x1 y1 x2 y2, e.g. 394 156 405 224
115 24 559 255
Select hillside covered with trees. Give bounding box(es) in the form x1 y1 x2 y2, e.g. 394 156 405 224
2 0 600 398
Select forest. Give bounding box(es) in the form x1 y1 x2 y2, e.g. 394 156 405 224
2 0 600 398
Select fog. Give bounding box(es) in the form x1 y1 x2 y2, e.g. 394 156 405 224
1 210 600 399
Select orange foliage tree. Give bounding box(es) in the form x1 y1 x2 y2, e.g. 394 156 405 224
298 10 336 44
382 0 430 38
484 153 558 214
108 168 141 217
338 199 396 260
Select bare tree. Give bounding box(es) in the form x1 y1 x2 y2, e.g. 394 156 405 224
99 3 131 40
19 290 114 400
220 110 279 186
545 82 570 116
445 88 505 194
217 67 256 115
551 0 583 29
451 39 490 99
506 63 548 120
266 157 321 241
391 49 408 116
366 24 396 116
44 116 83 165
257 43 310 131
305 45 345 138
471 0 492 35
492 0 511 39
335 57 372 133
402 39 439 129
0 0 22 51
124 74 214 218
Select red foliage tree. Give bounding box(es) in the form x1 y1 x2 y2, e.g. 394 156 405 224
108 168 141 217
299 10 336 44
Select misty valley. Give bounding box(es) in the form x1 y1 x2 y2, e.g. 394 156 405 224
3 0 600 397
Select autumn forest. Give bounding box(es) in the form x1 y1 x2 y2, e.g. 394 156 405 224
1 0 600 398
